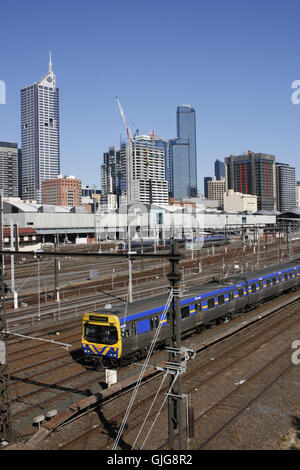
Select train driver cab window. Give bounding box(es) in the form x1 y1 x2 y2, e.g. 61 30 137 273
181 306 190 319
218 294 225 305
208 298 215 309
84 322 118 345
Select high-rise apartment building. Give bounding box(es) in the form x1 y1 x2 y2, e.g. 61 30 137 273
0 142 19 197
225 152 276 211
214 159 225 180
276 163 296 212
101 134 169 206
124 134 168 205
21 53 60 202
101 146 123 201
169 105 197 199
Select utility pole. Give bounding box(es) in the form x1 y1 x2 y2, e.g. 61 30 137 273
288 224 293 259
128 223 133 303
167 239 184 450
54 235 59 301
0 190 13 442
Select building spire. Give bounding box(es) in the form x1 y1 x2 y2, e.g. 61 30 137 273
49 51 52 73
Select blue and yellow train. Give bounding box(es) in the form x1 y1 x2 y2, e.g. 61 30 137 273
81 260 300 368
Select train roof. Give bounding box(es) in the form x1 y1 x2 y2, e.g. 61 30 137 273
90 259 300 321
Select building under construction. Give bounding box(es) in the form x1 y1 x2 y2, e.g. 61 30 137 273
101 134 169 207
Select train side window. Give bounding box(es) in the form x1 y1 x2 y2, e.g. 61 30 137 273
278 275 282 282
284 273 288 281
126 329 130 337
289 272 293 279
251 284 256 293
218 294 225 305
154 316 159 328
228 291 234 301
238 288 244 297
259 281 263 289
150 317 154 330
181 306 190 319
266 279 271 287
272 278 276 285
208 298 215 309
197 301 202 312
131 323 137 336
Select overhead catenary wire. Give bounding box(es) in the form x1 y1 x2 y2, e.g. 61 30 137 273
112 288 174 450
132 371 168 449
139 371 179 450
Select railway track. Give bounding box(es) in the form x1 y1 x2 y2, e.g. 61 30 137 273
55 294 300 450
5 243 300 333
11 289 300 450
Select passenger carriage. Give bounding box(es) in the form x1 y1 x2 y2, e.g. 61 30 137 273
81 261 300 368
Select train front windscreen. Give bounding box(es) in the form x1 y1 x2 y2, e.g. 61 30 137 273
83 322 118 345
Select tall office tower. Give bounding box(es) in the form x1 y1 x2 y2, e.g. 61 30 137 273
0 142 19 197
169 105 197 199
276 163 296 212
21 53 60 202
214 159 225 180
225 152 276 211
120 134 169 206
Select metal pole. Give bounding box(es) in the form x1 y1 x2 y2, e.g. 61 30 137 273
167 239 184 450
0 190 13 442
54 235 59 301
128 224 133 303
37 257 40 321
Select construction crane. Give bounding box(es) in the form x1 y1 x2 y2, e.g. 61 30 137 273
116 96 133 143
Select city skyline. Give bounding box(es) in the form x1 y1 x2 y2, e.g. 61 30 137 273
1 0 300 192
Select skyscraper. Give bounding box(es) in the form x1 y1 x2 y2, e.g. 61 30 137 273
0 142 19 197
101 134 169 206
169 105 197 199
225 152 276 211
214 159 225 180
276 162 296 212
21 53 60 202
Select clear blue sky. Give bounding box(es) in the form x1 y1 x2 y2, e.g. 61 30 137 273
1 0 300 192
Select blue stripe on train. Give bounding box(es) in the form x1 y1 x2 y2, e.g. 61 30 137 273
119 265 300 325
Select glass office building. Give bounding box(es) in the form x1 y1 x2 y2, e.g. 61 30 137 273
21 54 60 202
214 159 225 180
276 162 296 212
169 105 197 199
